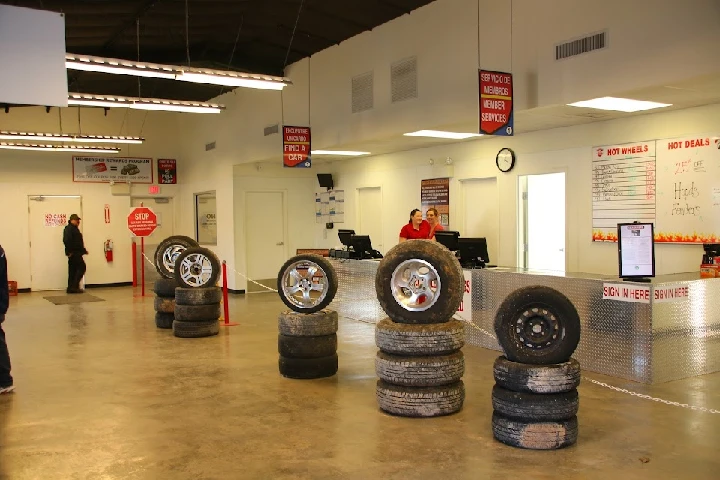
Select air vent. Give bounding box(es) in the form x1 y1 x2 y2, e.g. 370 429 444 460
555 31 607 60
264 124 279 136
391 56 418 103
205 141 216 151
351 71 374 113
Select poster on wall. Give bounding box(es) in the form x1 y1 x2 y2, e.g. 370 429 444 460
44 213 67 227
283 126 311 168
315 190 345 224
421 178 450 227
158 159 177 184
73 156 153 184
479 70 513 136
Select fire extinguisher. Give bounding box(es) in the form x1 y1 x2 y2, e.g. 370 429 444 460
104 239 114 262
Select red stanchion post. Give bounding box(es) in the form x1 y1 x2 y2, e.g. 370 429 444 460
220 260 239 327
131 241 137 287
141 237 145 297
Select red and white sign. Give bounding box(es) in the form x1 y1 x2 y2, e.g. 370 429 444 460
479 70 513 136
104 204 110 224
457 270 472 316
594 142 656 160
44 213 67 227
127 206 158 237
653 284 690 303
283 126 311 168
602 282 651 304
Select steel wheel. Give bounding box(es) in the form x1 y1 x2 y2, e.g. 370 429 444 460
178 253 215 287
514 308 561 350
280 259 330 310
390 259 441 312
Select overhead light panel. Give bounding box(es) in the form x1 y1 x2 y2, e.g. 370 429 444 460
567 97 672 112
0 131 143 144
311 150 371 156
67 94 225 114
0 142 120 153
404 130 483 140
65 54 178 80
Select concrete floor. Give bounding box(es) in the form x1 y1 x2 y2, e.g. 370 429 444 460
0 288 718 480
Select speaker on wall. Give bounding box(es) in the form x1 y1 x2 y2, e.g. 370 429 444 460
317 173 334 190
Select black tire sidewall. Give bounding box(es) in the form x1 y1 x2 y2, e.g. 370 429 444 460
276 254 338 314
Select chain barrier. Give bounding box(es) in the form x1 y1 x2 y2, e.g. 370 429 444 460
229 266 278 293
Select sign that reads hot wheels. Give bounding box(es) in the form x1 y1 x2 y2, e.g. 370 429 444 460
479 70 513 136
283 126 311 168
73 156 153 184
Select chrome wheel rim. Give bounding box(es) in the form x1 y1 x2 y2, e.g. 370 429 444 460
390 259 441 312
179 253 214 287
162 244 187 274
280 260 329 309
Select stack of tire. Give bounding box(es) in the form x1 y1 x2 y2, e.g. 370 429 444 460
276 254 339 379
153 277 177 329
492 285 582 450
153 235 223 339
373 240 466 417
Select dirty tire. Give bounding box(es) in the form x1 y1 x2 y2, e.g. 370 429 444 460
375 240 463 324
153 278 178 298
279 354 338 379
375 351 464 387
492 385 578 421
277 254 338 314
154 235 199 279
174 303 221 322
175 287 222 305
375 318 465 356
493 356 581 394
155 312 174 329
278 310 338 337
154 296 175 314
174 247 221 289
376 380 464 417
494 286 581 365
172 319 219 338
278 334 337 359
492 412 578 450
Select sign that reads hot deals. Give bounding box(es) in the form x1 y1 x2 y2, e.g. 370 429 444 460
283 126 311 168
479 70 514 136
73 156 153 184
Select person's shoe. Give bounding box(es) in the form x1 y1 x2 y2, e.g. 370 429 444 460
0 385 15 394
67 288 84 294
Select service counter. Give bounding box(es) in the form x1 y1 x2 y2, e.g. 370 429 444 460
329 258 720 384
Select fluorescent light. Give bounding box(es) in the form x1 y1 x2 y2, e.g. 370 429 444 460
179 71 288 90
404 130 482 139
67 94 225 114
311 150 371 156
65 54 179 80
0 142 120 153
0 131 143 144
567 97 672 112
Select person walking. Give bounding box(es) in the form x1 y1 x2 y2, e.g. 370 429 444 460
0 244 14 394
63 214 88 294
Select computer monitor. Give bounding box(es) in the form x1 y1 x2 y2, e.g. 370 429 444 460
338 229 355 246
435 230 460 251
347 234 382 259
457 237 489 268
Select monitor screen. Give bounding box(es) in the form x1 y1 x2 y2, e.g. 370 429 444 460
457 237 489 267
348 234 372 255
435 230 460 251
338 229 355 246
617 222 655 278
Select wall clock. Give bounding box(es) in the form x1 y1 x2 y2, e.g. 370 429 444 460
496 148 516 173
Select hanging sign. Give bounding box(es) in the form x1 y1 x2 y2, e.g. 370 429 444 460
283 126 311 168
158 159 177 184
479 70 514 136
73 156 153 184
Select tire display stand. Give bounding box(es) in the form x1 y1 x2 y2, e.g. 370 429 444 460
278 310 339 379
173 287 221 338
153 278 177 329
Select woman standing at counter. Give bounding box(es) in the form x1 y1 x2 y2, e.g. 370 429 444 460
399 209 431 243
426 207 444 240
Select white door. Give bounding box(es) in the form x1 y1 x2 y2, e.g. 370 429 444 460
246 191 286 281
357 187 383 253
462 178 499 265
28 195 83 291
525 173 566 272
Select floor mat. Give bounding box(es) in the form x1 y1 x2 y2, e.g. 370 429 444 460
43 294 105 305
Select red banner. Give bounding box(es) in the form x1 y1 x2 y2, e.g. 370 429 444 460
283 126 311 168
479 70 514 136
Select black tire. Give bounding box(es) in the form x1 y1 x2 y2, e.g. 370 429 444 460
375 318 465 356
375 351 464 387
375 240 463 324
154 235 199 279
492 385 579 421
175 287 222 305
376 380 464 417
493 356 581 394
155 312 174 329
174 303 221 322
172 319 219 338
278 334 337 359
279 354 338 379
154 296 175 314
494 286 581 365
278 310 338 337
174 247 221 289
153 278 178 298
492 412 578 450
277 254 338 314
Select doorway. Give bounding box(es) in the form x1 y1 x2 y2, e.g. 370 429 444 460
246 191 286 293
519 172 566 272
357 187 383 253
28 195 82 291
461 178 499 266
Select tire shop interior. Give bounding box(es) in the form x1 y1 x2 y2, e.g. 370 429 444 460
1 0 719 478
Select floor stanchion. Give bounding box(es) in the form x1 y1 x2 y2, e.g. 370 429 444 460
220 260 239 327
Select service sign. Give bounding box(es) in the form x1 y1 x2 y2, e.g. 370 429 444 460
653 284 690 303
158 158 177 184
283 126 311 168
602 283 651 304
73 156 153 184
479 70 513 136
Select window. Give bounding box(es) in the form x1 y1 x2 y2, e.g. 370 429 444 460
195 191 217 245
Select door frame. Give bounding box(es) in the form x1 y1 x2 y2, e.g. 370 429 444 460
354 185 383 252
244 189 288 278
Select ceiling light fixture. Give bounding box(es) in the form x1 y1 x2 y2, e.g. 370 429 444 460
67 94 225 114
567 97 672 112
311 150 371 156
0 131 143 144
0 142 120 153
404 130 483 140
65 54 290 91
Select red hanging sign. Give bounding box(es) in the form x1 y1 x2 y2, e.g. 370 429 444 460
283 126 311 168
479 70 514 136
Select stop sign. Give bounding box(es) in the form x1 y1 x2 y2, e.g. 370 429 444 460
127 206 158 237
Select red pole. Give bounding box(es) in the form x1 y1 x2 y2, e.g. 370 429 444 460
141 236 145 297
132 241 137 287
220 260 238 326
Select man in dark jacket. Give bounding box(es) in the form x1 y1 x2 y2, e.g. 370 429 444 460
0 244 13 394
63 214 88 294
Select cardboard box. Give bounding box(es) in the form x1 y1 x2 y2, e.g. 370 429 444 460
700 264 718 278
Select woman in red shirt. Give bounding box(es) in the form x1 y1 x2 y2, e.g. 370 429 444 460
399 209 431 242
426 207 444 240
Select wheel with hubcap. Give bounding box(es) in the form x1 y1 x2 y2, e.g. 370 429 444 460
154 236 199 279
173 247 221 289
277 254 338 314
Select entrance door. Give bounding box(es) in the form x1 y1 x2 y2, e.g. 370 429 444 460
462 178 499 265
246 191 286 292
521 172 566 272
28 195 82 291
357 187 383 253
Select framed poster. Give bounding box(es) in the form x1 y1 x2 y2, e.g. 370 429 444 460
158 159 177 184
617 222 655 279
73 156 153 184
